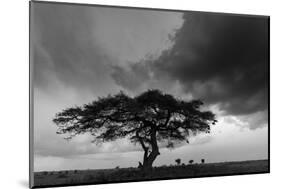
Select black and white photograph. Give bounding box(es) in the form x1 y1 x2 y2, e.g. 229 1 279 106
30 1 269 188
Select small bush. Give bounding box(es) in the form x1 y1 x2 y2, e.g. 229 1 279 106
175 158 181 165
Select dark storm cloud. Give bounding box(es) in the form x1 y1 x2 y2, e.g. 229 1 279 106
113 12 269 115
31 3 115 95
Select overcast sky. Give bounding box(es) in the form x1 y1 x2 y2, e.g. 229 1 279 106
31 2 269 171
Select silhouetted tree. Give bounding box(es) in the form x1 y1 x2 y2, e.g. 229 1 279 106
201 159 205 164
189 160 194 164
175 158 181 165
53 89 217 172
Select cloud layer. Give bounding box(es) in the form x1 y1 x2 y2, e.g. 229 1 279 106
112 12 269 116
31 3 183 97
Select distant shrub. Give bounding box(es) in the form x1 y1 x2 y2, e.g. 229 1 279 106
175 158 181 165
189 160 194 164
201 159 205 164
182 163 185 166
74 170 78 174
115 166 120 169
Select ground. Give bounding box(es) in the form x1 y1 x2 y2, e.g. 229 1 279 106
33 159 269 188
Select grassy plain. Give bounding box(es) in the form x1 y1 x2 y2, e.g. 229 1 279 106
33 159 269 188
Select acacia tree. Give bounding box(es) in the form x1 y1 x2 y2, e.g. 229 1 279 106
53 89 217 171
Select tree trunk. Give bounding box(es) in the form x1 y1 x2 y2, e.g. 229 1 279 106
141 128 160 173
142 151 159 172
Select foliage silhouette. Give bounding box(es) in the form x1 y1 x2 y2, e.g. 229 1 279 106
53 89 217 172
175 158 181 165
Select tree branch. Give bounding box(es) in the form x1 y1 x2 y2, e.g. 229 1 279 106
163 110 171 127
136 130 148 151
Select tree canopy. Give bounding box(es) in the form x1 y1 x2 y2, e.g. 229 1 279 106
53 89 217 171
